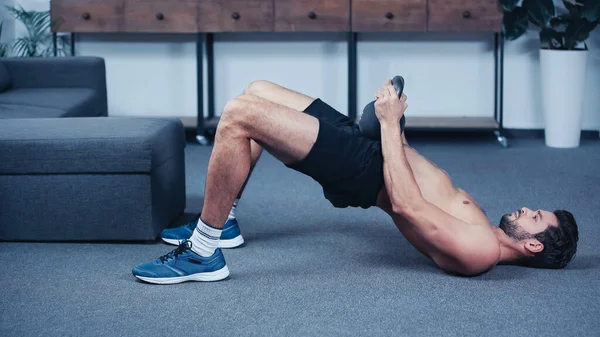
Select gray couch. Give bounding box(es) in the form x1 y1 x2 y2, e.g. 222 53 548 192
0 117 187 242
0 56 107 119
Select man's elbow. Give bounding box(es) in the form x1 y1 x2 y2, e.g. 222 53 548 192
391 197 425 218
437 258 495 277
454 246 500 276
391 201 412 216
391 201 405 215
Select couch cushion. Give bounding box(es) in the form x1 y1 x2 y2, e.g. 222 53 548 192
0 88 98 117
0 103 68 118
0 117 186 175
0 62 11 92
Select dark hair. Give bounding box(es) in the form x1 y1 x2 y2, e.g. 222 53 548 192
520 210 579 269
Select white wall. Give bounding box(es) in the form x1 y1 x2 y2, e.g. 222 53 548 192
504 29 600 130
7 0 600 131
77 32 500 121
0 0 15 45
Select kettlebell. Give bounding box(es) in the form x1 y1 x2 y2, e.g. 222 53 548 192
359 75 406 141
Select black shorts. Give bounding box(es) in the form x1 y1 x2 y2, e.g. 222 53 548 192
285 98 384 209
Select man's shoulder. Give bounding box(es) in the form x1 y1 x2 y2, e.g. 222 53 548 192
436 227 501 276
462 246 501 276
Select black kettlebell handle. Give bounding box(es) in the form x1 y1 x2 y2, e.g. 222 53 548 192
358 75 406 141
391 75 404 98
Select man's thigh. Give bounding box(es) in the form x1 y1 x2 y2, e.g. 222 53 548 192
231 94 319 165
246 80 352 127
245 80 315 111
234 94 383 209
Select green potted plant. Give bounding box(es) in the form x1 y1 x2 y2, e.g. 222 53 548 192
500 0 600 148
4 5 69 57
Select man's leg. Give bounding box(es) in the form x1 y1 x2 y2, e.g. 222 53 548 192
199 93 318 234
133 93 321 284
236 80 316 199
160 81 318 248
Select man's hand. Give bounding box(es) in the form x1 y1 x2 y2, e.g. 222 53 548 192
374 80 408 125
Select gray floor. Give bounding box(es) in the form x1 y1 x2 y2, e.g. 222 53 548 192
2 135 600 337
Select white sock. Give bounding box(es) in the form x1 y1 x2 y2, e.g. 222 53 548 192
228 198 239 220
189 219 222 257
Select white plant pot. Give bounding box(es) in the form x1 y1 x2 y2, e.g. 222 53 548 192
540 48 588 148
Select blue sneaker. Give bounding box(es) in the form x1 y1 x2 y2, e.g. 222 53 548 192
132 240 229 284
161 214 244 248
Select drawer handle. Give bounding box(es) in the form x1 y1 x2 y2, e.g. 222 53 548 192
156 12 164 20
308 11 317 20
385 12 394 20
81 12 91 20
232 12 240 20
462 10 472 19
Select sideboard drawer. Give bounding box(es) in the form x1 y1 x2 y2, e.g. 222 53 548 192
199 0 273 32
428 0 502 32
275 0 350 32
352 0 427 32
123 0 197 32
51 0 124 32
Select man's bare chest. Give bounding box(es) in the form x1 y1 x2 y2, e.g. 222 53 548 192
403 146 456 203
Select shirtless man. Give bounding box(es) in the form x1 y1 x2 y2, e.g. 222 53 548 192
132 80 579 284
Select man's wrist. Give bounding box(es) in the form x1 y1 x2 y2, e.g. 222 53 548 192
380 120 403 134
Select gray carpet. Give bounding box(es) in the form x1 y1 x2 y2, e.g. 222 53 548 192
1 135 600 337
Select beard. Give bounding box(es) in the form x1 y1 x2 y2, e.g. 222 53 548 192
499 214 534 241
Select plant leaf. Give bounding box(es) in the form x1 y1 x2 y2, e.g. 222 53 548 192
540 27 566 49
12 37 30 57
563 0 580 16
540 27 556 43
500 0 522 11
524 0 556 27
581 0 600 22
5 5 59 58
550 32 565 49
550 13 571 27
565 17 597 49
503 6 530 40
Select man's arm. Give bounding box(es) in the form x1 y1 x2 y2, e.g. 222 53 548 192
401 132 409 146
379 122 421 215
380 122 498 275
373 83 498 275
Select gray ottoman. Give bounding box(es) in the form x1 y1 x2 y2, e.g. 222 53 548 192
0 117 186 241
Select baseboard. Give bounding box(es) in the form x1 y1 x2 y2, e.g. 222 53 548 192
184 127 599 143
503 129 599 139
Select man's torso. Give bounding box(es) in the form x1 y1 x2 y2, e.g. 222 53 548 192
376 144 494 261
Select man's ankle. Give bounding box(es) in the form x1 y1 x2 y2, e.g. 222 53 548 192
228 198 240 220
190 218 222 257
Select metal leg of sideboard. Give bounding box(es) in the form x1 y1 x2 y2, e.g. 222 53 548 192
53 33 57 56
196 32 216 146
52 32 76 56
348 32 358 122
71 33 75 56
195 33 209 145
494 32 507 148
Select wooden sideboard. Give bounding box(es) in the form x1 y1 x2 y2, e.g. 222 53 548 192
51 0 502 33
50 0 508 147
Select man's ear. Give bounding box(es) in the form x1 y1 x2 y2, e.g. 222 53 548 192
524 240 544 254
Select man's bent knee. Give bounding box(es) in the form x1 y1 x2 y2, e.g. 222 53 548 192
222 95 255 119
218 98 251 135
219 95 266 132
244 80 274 96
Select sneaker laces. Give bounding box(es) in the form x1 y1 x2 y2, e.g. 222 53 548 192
159 240 193 263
